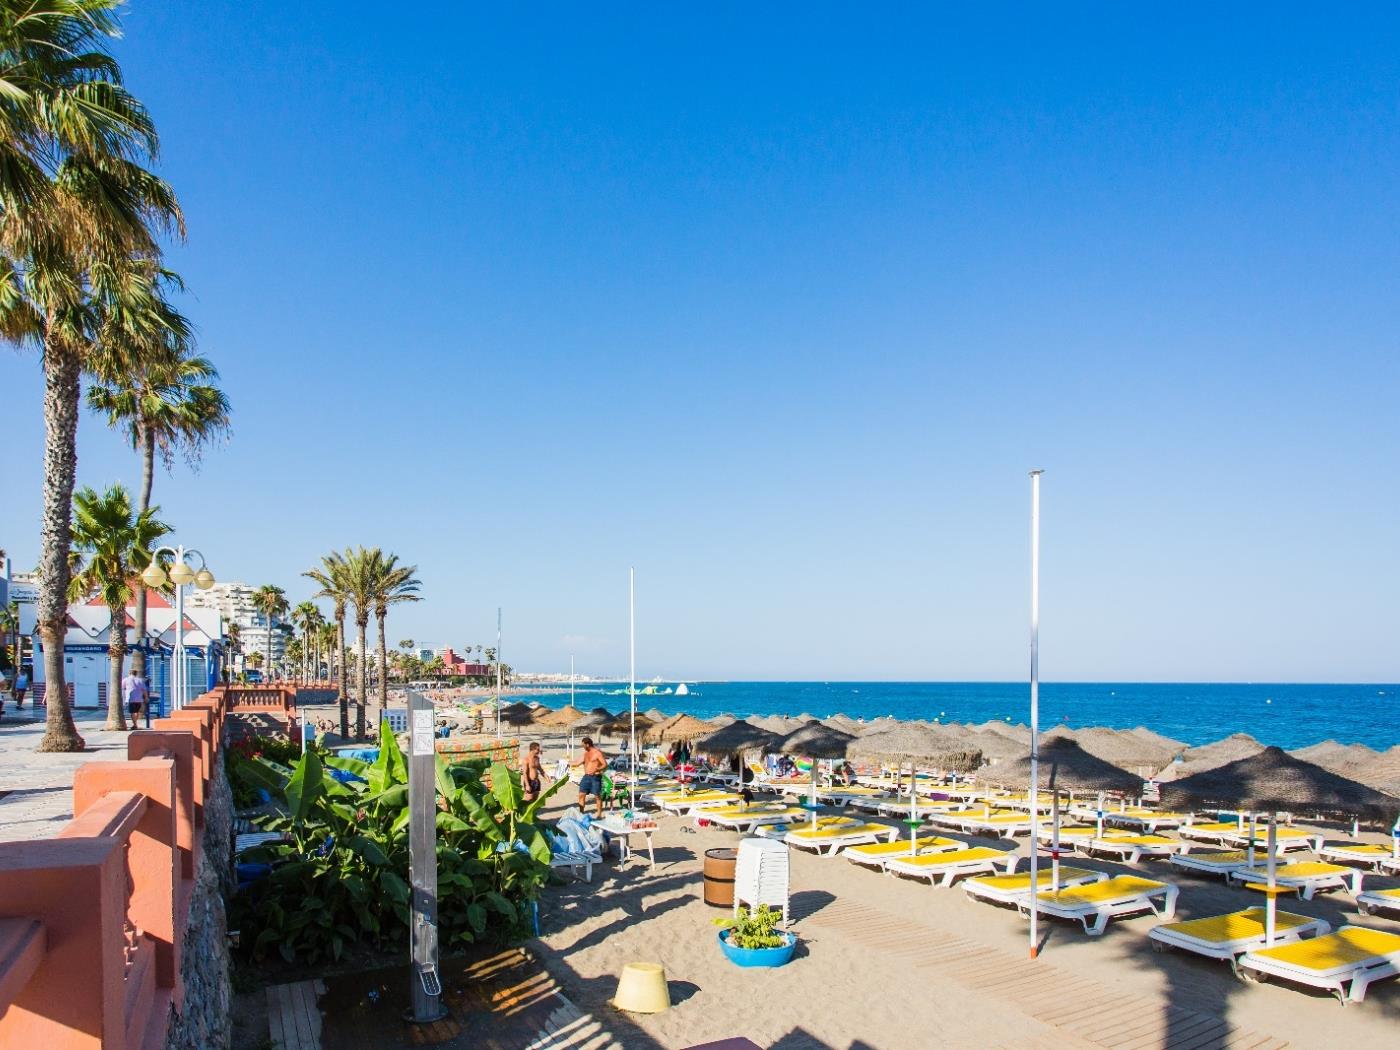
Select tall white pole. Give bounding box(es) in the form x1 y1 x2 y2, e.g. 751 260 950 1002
629 567 637 811
495 607 502 738
1028 469 1043 960
173 544 187 711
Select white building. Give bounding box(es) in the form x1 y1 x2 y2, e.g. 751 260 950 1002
185 580 258 623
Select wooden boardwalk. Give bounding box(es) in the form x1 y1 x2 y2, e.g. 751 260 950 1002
803 899 1290 1050
268 979 325 1050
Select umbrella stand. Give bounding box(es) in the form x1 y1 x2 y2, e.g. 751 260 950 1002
1264 812 1279 946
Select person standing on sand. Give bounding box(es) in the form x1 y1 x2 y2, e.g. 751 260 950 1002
574 737 607 818
521 740 549 803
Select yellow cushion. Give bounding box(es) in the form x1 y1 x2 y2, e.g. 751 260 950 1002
845 836 956 856
1250 927 1400 970
1160 907 1313 943
1096 835 1176 846
895 847 1008 867
1037 875 1166 904
788 822 886 841
1239 862 1349 880
1327 843 1389 856
1187 822 1243 833
969 867 1097 892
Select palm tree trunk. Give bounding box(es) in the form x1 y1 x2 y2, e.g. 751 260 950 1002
355 618 368 739
376 611 389 712
336 614 349 738
131 426 155 678
105 607 127 732
36 336 84 753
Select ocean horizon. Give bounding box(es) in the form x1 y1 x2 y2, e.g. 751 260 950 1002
512 680 1400 751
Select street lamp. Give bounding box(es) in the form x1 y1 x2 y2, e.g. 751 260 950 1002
142 545 215 711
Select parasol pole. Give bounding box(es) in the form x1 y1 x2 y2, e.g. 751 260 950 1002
1096 790 1105 839
1050 780 1062 893
629 567 637 811
909 759 918 856
1028 468 1043 960
1247 812 1256 868
1392 816 1399 860
1265 812 1279 946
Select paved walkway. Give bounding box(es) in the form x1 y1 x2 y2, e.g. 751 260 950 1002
0 709 134 841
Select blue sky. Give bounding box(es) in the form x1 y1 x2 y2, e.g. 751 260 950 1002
2 4 1398 681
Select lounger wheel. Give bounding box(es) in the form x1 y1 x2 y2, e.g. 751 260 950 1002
1150 939 1168 954
1358 902 1372 916
1236 966 1267 985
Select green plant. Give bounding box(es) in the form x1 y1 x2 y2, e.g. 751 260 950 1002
714 905 789 949
231 720 563 964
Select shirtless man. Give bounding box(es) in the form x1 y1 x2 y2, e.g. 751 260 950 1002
575 737 607 818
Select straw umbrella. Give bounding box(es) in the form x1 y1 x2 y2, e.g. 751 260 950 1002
1073 727 1176 776
1158 732 1266 782
695 718 783 757
849 725 984 855
775 721 855 830
599 711 653 739
643 707 668 723
1161 747 1400 946
498 701 539 729
994 739 1144 891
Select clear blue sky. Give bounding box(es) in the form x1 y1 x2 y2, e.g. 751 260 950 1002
2 4 1398 682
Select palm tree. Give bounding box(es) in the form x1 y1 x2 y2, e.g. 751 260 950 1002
245 650 264 672
304 550 352 737
367 551 421 711
290 600 321 683
224 620 242 676
1 3 185 752
67 483 169 730
318 621 336 683
341 548 376 740
250 585 287 683
87 339 229 680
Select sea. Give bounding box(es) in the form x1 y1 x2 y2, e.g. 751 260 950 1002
512 681 1400 751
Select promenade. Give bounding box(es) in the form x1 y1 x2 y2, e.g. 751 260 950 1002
0 710 136 840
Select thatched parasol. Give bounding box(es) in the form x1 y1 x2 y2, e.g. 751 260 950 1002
598 711 653 737
976 720 1032 743
970 728 1024 762
1351 745 1400 795
643 707 668 722
1160 746 1400 823
499 701 539 728
1156 732 1266 781
643 713 716 743
857 715 901 736
694 718 783 756
1128 726 1187 754
534 703 585 728
571 709 612 732
1073 727 1176 773
1288 741 1380 775
707 714 738 729
848 724 983 774
775 720 855 759
991 738 1144 795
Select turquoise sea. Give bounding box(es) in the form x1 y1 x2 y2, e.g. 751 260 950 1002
515 681 1400 751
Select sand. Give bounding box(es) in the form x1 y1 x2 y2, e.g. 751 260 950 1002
523 738 1400 1050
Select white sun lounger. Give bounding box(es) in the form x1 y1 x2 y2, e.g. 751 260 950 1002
842 835 962 870
1357 887 1400 918
886 847 1019 887
1079 835 1189 866
1318 843 1398 871
698 806 807 833
1237 925 1400 1003
933 813 1032 838
1230 862 1364 900
550 849 602 882
1103 810 1189 832
1020 875 1179 936
1149 907 1331 962
1220 828 1323 854
656 792 742 815
963 866 1105 905
1170 850 1256 880
1177 822 1247 845
784 822 898 856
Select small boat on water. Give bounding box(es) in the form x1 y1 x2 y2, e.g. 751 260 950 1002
676 682 690 696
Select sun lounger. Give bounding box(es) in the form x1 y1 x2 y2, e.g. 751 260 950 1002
1149 907 1331 961
963 866 1106 904
699 806 807 833
1319 843 1398 871
946 813 1033 838
1357 887 1400 918
1170 850 1256 880
784 822 898 856
1021 875 1179 935
656 791 742 814
550 849 602 881
875 798 966 818
1230 862 1364 900
1178 821 1246 845
1079 834 1189 866
1103 810 1189 832
843 835 962 870
1034 825 1098 844
886 847 1019 887
1221 828 1323 854
1237 925 1400 1003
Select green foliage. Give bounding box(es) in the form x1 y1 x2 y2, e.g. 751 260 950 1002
714 905 789 950
231 720 564 964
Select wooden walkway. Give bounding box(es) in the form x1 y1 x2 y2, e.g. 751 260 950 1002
268 979 325 1050
802 899 1290 1050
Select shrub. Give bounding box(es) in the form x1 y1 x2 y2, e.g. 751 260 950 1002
714 905 788 949
231 721 561 964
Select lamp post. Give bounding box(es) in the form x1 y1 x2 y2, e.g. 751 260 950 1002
1027 469 1044 960
141 546 215 712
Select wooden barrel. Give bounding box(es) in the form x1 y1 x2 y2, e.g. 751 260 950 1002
703 847 738 907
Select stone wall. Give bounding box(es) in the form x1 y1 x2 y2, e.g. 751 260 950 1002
164 752 233 1050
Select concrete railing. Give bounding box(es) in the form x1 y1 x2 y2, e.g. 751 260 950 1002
0 690 229 1049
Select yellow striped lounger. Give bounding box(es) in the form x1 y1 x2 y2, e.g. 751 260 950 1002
1221 827 1323 853
1170 850 1255 879
657 791 742 814
1318 842 1397 871
1357 887 1400 918
843 835 962 870
1080 834 1188 866
1104 810 1189 831
1238 925 1400 1003
783 822 897 856
698 806 806 832
885 847 1019 887
1230 861 1365 900
963 866 1106 905
1149 906 1331 961
1021 874 1179 936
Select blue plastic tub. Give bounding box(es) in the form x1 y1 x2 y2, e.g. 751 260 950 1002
717 929 797 968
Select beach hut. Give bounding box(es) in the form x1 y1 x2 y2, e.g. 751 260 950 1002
1161 747 1400 946
850 725 983 855
775 721 856 830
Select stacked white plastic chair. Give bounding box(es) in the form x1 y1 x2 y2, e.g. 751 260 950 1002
734 836 791 926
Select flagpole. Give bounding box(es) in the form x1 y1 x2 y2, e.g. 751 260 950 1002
1028 469 1044 960
629 567 637 810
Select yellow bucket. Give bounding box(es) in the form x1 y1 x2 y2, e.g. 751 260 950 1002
612 961 671 1013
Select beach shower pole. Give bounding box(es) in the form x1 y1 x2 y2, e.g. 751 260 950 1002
1028 468 1043 960
406 688 446 1023
629 568 637 810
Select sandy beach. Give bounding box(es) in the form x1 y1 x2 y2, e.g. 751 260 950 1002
516 733 1399 1050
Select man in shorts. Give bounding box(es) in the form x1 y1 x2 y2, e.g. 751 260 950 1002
575 737 607 818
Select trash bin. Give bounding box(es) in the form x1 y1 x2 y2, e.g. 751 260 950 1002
703 847 738 907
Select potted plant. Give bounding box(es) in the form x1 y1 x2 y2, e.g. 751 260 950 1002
714 905 798 968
